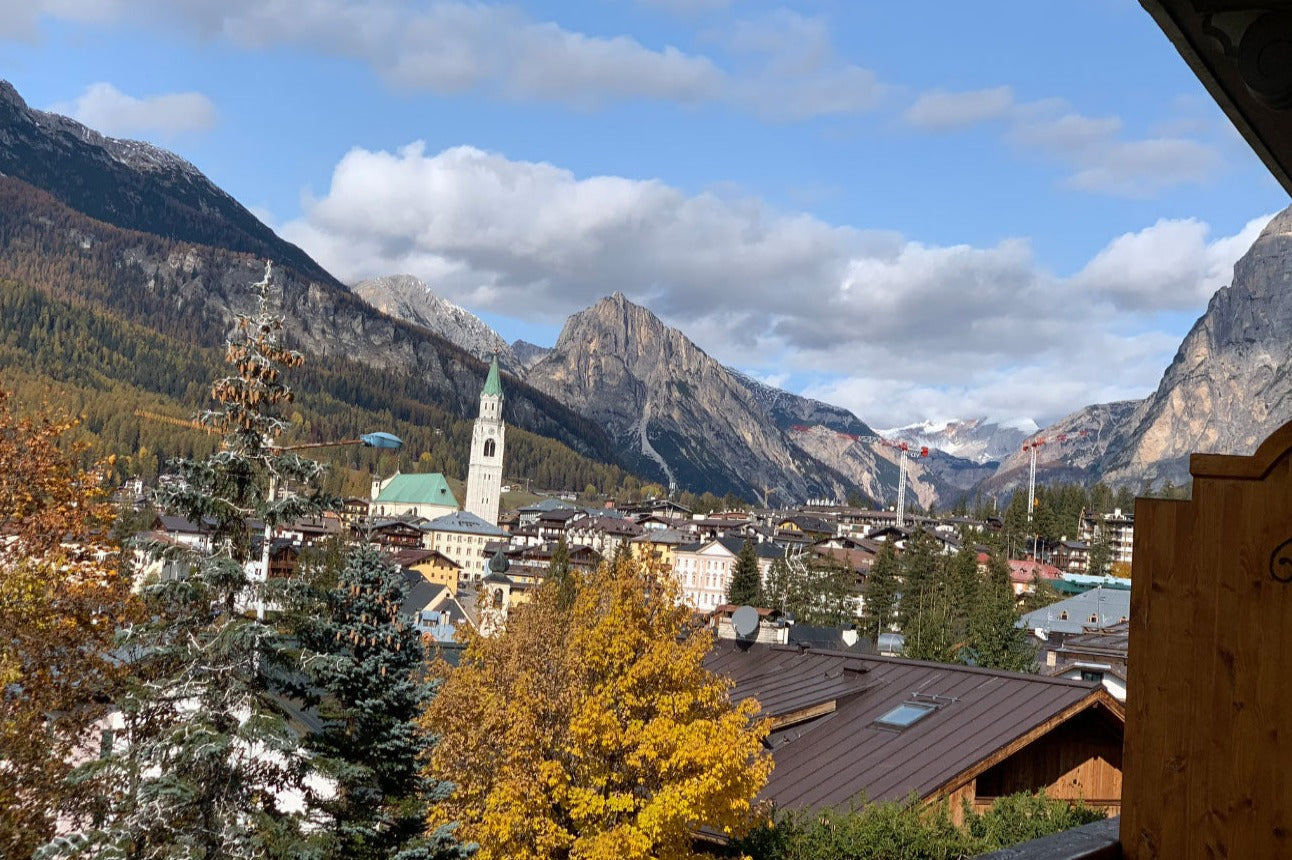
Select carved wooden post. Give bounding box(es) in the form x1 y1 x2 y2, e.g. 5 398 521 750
1123 420 1292 859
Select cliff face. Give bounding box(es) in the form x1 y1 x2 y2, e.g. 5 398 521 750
1092 206 1292 486
984 400 1143 494
525 293 860 500
352 274 524 375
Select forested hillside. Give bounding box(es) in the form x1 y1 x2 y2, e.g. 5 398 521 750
0 222 630 496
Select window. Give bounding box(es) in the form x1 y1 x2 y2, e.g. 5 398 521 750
484 439 496 458
1081 670 1104 684
874 702 936 729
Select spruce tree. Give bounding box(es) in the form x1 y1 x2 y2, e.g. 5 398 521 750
968 553 1034 672
1087 530 1112 578
726 540 762 606
42 263 329 859
897 529 940 629
298 543 472 860
860 543 900 643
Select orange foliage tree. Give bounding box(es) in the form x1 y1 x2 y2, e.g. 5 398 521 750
423 555 772 860
0 388 134 856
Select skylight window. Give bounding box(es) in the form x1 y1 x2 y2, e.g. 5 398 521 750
874 702 937 729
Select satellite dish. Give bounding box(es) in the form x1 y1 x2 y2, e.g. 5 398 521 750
732 605 759 639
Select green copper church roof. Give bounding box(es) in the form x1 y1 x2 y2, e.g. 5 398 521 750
374 473 459 508
482 355 503 397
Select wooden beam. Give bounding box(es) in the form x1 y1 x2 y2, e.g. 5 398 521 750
927 691 1124 802
768 699 837 731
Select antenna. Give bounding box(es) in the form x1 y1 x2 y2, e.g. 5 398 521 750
731 605 759 639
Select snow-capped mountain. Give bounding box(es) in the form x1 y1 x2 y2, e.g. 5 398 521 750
879 418 1038 465
351 275 523 374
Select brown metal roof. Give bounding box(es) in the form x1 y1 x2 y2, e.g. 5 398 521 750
705 642 1123 811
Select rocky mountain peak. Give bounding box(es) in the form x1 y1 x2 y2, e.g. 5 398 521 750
0 80 27 108
351 274 522 374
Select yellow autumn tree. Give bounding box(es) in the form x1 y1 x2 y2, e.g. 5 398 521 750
0 388 135 856
423 555 772 860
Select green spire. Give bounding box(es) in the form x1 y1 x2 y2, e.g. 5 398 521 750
482 354 503 397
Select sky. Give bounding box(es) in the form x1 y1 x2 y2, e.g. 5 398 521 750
2 0 1287 429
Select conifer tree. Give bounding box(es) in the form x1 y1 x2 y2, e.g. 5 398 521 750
41 263 329 859
897 529 940 628
726 539 762 606
860 543 900 642
548 535 575 609
968 553 1034 672
761 555 793 613
297 543 472 860
1087 530 1112 578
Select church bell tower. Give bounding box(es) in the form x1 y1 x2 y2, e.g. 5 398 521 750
465 355 505 526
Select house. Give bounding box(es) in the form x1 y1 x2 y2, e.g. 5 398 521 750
1007 558 1063 598
387 547 461 596
673 537 782 612
1043 622 1129 703
706 643 1124 822
369 471 459 520
630 527 690 572
534 507 588 541
1078 508 1134 570
365 517 425 551
1018 586 1131 657
566 515 644 557
1052 539 1090 574
674 539 740 611
775 514 836 541
421 510 508 582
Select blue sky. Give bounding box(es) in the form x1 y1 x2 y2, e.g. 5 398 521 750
2 1 1287 428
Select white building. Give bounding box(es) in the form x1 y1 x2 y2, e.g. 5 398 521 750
464 356 505 528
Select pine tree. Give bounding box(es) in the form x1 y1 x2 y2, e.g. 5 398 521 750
41 263 330 859
1087 529 1112 578
860 543 900 643
298 543 472 860
968 553 1034 672
726 539 762 606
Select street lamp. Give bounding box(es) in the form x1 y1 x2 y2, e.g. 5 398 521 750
257 431 403 619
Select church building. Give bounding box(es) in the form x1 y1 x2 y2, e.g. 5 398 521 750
464 355 505 527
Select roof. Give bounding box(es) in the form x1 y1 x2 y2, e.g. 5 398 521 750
374 472 459 508
705 643 1122 811
1008 559 1062 583
399 573 446 616
1018 586 1131 635
482 354 503 397
519 497 577 513
388 547 459 569
423 510 507 537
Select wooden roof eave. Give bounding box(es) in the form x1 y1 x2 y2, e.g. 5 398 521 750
922 687 1126 804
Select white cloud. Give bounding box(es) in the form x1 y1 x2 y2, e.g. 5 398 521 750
47 82 217 137
724 10 884 119
282 142 1268 427
903 87 1222 196
1073 213 1272 311
902 86 1014 131
9 1 876 119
